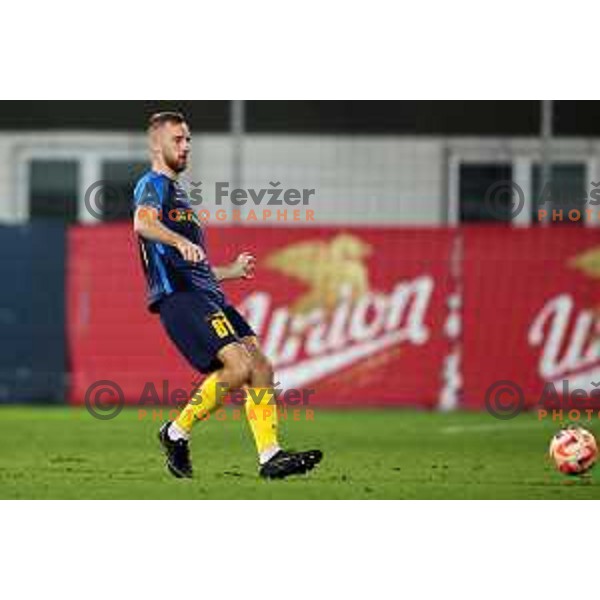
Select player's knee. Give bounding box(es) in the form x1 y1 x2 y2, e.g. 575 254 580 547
218 343 253 387
235 362 252 388
222 356 252 388
252 353 274 383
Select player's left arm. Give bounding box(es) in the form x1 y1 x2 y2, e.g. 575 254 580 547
213 252 256 281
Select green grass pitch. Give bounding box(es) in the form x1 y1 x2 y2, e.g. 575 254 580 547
0 406 598 499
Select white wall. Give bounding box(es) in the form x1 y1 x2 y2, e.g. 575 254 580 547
1 132 599 225
238 136 445 225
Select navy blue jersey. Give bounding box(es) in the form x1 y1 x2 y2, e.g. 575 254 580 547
133 171 225 312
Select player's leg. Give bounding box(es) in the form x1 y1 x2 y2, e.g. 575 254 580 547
171 342 251 434
239 335 280 463
159 343 252 478
240 335 323 478
224 303 323 478
157 292 252 477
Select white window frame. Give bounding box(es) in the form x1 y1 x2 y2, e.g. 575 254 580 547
447 141 594 227
14 140 147 225
447 152 518 226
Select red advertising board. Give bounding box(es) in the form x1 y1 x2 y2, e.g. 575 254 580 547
462 226 600 409
67 225 453 407
68 224 599 410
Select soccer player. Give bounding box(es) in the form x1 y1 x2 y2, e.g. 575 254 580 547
132 111 322 479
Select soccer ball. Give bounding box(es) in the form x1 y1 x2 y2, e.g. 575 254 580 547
549 427 598 475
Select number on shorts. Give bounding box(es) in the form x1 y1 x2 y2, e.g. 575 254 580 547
209 312 235 338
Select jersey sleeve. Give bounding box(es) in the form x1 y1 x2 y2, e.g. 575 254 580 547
134 176 167 210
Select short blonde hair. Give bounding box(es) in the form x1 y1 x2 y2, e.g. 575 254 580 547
147 111 186 132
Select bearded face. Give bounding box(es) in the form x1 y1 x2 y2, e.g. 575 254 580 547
152 121 191 174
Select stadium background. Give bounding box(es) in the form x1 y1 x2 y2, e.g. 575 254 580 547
1 100 599 498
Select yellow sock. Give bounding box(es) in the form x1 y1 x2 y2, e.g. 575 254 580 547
244 387 280 460
174 373 225 434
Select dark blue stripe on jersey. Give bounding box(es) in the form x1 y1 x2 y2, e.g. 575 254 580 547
154 251 173 294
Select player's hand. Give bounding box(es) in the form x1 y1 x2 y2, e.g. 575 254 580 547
232 252 256 279
175 239 205 263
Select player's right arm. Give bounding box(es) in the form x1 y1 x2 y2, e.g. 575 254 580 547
134 206 205 263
